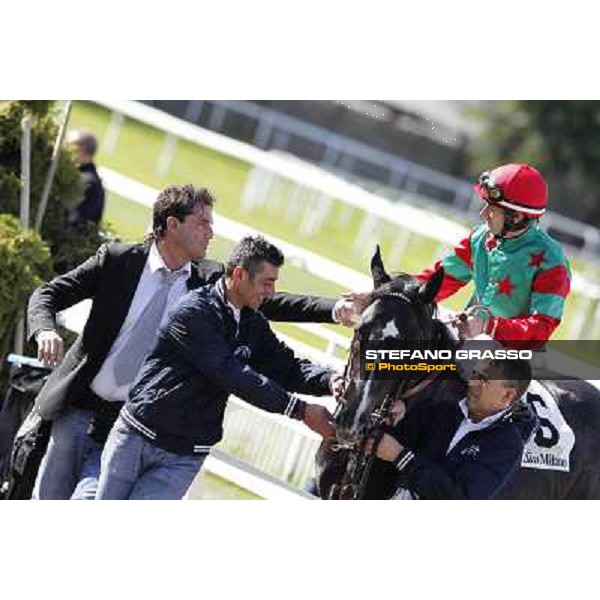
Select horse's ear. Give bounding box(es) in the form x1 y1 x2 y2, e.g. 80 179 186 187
371 245 391 288
417 267 444 304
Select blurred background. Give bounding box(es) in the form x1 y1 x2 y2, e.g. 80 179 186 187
2 99 600 499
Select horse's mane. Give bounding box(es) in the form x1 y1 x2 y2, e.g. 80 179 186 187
369 272 456 349
371 272 420 301
371 273 438 316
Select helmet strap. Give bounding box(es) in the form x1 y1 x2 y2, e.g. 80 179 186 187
496 210 532 239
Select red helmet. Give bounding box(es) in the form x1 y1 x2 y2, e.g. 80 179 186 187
474 163 548 217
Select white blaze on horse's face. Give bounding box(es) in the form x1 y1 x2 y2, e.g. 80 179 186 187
357 303 376 328
381 318 400 341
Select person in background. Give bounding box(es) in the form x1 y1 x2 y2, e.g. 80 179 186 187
66 130 105 229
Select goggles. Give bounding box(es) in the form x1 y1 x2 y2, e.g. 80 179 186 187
478 172 505 204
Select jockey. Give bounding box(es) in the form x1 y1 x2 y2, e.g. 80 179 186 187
417 163 571 347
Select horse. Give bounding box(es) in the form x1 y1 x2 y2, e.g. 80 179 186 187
315 247 600 500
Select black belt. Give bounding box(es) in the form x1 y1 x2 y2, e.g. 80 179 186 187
72 389 124 445
72 388 113 412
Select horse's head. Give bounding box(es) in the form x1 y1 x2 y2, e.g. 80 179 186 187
334 246 445 445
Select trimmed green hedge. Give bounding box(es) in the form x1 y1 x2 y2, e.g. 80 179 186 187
0 100 109 275
0 101 115 395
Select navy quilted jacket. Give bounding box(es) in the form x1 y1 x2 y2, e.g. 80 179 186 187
124 280 336 454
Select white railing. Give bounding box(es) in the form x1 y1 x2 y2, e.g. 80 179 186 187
99 166 356 360
99 167 371 291
185 447 316 500
146 100 600 261
92 100 600 341
95 100 469 246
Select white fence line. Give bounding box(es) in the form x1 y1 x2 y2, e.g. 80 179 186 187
94 100 469 246
187 100 600 261
93 100 600 298
98 165 453 345
100 167 368 289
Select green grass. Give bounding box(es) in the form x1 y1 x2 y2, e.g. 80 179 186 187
103 192 151 241
71 101 441 276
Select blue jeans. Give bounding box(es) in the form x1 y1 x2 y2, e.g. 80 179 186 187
96 416 205 500
32 408 102 500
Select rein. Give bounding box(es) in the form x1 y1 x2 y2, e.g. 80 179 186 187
338 289 439 428
397 370 442 401
440 304 493 327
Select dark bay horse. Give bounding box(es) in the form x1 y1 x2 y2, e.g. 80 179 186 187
316 248 600 500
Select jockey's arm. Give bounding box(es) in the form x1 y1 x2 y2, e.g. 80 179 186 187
486 263 571 347
416 234 473 302
486 314 560 348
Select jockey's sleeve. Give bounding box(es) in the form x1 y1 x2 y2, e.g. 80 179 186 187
486 263 570 347
416 234 473 302
486 314 561 348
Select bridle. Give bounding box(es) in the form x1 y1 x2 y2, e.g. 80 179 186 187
328 289 442 499
336 290 438 430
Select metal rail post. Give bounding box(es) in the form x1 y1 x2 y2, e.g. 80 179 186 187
14 115 32 355
35 100 72 233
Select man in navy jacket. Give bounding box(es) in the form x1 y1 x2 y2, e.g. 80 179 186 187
96 236 338 499
366 359 537 500
66 130 105 229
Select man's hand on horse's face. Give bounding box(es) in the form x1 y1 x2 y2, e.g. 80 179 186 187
364 433 404 462
335 291 371 326
387 399 406 426
304 404 336 439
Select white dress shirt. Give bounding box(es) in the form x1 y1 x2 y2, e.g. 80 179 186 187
90 243 191 403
